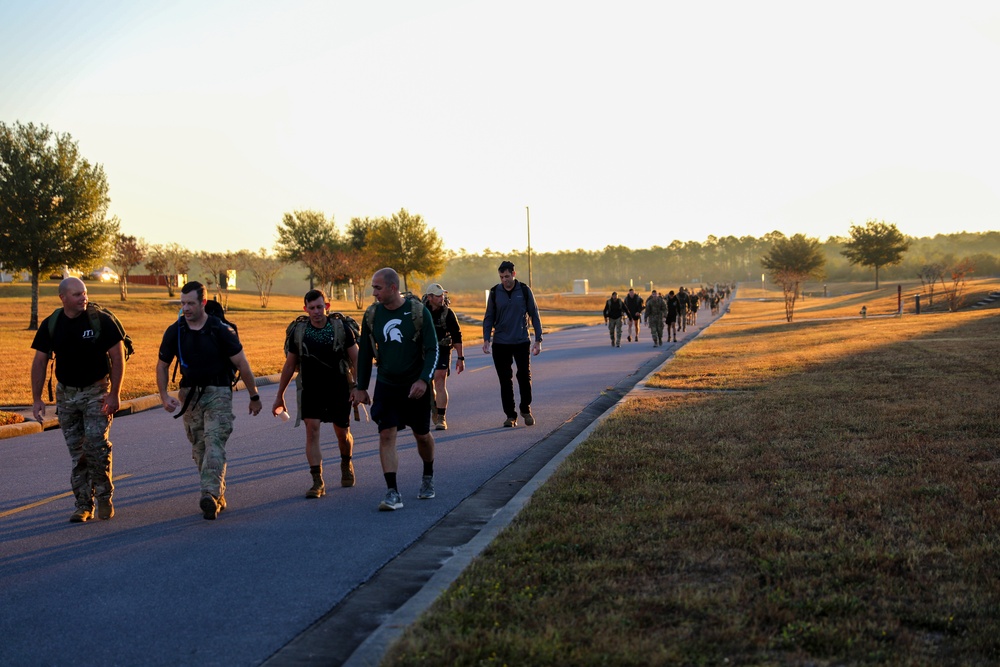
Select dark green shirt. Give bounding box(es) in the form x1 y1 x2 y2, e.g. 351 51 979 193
357 298 438 389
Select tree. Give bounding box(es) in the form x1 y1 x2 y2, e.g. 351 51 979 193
841 219 910 289
0 121 117 329
917 263 946 307
760 234 826 322
145 243 191 297
366 208 446 293
274 210 338 289
110 232 146 302
236 248 285 308
945 258 975 312
344 216 382 307
197 250 238 308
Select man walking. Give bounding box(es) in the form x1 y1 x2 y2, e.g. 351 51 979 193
482 260 543 428
623 288 644 342
603 290 626 347
31 277 125 523
156 281 261 520
422 283 464 431
666 290 680 343
351 268 438 511
273 289 359 498
644 289 667 347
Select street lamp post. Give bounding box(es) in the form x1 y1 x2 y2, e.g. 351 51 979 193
526 206 532 289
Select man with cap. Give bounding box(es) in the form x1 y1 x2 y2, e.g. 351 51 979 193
422 282 465 430
482 260 543 428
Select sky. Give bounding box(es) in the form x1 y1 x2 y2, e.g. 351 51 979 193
2 0 999 255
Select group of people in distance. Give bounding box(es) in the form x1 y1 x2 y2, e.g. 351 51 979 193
604 285 729 347
29 260 543 522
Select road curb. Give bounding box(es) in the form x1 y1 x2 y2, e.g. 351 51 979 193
0 374 282 441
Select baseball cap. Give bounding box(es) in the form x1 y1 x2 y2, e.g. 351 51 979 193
426 283 446 296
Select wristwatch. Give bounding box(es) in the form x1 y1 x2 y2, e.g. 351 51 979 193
249 394 260 402
457 356 465 361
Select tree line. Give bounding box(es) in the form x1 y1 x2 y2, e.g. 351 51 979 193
3 121 997 329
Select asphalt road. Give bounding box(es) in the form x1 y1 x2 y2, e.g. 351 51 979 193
0 311 720 667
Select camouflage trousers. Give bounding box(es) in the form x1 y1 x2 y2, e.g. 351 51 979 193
607 318 622 345
648 319 665 343
56 379 114 511
179 385 235 498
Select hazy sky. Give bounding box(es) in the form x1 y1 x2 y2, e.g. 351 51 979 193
2 0 999 254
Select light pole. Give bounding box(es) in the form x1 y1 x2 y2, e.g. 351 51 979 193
526 206 532 289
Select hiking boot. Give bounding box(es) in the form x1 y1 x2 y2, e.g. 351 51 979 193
341 460 355 487
627 335 631 342
218 495 227 512
503 417 517 427
378 488 403 511
521 410 535 426
70 507 93 523
97 498 115 520
200 493 219 520
306 475 326 498
436 416 448 431
418 475 435 500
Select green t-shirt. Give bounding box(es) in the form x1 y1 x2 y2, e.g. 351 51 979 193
357 297 438 389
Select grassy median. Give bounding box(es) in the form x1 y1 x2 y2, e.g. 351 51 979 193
381 282 1000 665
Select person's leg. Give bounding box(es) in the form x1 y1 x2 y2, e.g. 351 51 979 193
634 316 641 341
303 417 325 497
433 368 448 429
56 385 94 521
333 423 355 487
197 387 235 519
512 342 533 420
491 343 517 421
607 319 616 345
80 380 114 519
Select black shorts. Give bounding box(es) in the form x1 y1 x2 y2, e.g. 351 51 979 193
370 380 432 435
300 374 352 428
434 346 452 373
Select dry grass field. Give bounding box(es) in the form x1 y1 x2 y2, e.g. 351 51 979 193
382 278 1000 666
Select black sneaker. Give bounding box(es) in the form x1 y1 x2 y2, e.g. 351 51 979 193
521 410 535 426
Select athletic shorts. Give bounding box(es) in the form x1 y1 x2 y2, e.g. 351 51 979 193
434 346 452 373
300 375 352 428
370 380 432 435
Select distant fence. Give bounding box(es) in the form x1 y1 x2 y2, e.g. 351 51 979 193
125 274 186 286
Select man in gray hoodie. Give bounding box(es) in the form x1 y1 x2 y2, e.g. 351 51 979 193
482 260 543 428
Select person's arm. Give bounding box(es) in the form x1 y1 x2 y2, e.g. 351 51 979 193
156 359 182 413
103 341 124 416
272 351 297 416
410 302 438 399
526 287 543 356
230 350 261 416
445 310 465 374
482 288 495 354
351 315 374 407
31 350 50 422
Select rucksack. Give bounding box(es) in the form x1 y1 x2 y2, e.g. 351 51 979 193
47 302 134 361
284 312 360 427
170 304 240 388
488 281 532 322
285 312 360 369
363 294 425 362
45 302 134 401
421 294 453 347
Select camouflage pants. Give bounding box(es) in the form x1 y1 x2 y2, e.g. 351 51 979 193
56 379 114 511
179 386 235 498
607 318 622 345
649 319 665 343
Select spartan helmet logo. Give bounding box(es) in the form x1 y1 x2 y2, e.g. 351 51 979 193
383 319 404 343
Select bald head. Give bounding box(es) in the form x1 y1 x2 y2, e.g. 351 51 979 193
58 277 88 317
58 277 85 296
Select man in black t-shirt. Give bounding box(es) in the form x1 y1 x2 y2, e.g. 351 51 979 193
273 289 359 498
30 277 125 523
156 281 261 520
